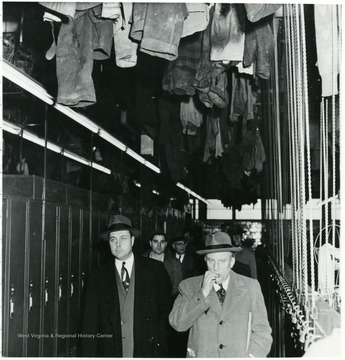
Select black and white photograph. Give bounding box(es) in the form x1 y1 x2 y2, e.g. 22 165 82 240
1 1 343 358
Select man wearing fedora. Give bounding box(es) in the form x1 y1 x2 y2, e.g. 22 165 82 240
169 231 272 358
81 215 172 357
171 232 198 281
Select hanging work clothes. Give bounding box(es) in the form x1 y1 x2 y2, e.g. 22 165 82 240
210 3 246 64
55 5 113 107
180 96 203 135
194 6 214 108
192 7 229 110
182 3 209 38
239 119 257 172
130 3 188 61
162 31 203 96
113 3 138 68
230 73 255 122
243 19 274 80
314 5 340 97
158 93 188 183
254 129 266 172
134 54 162 130
244 4 281 22
39 2 100 18
203 111 224 163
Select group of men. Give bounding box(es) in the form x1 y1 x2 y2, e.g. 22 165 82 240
81 215 272 357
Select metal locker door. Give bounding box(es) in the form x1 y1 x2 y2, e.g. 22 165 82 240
27 201 43 357
56 205 70 356
42 203 58 356
80 209 91 298
90 210 101 268
67 206 81 356
2 198 27 357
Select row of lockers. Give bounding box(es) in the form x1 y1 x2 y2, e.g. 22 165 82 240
2 197 106 356
2 176 185 357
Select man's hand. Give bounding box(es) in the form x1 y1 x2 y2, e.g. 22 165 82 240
201 271 218 298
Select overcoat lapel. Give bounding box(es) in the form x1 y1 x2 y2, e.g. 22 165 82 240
221 272 248 315
208 289 222 315
99 261 121 330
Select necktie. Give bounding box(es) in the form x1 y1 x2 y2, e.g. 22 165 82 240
121 262 130 292
216 283 226 305
179 255 182 263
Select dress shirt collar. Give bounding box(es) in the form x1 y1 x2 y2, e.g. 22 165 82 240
176 253 185 262
213 275 230 292
115 252 134 278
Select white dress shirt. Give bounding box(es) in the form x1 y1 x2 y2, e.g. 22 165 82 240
115 253 134 278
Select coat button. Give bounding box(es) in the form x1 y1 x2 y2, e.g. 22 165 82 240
219 344 224 349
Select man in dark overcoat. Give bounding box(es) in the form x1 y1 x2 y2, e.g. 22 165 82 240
81 215 172 357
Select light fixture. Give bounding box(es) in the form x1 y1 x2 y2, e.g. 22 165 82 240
144 160 161 174
98 129 127 152
176 182 210 205
126 148 146 164
3 61 209 202
152 189 160 195
3 60 54 106
3 120 111 175
54 103 99 133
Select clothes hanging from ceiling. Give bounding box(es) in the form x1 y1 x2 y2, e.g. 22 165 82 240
314 5 340 97
243 19 275 80
210 3 246 64
130 3 188 61
55 4 113 107
162 31 203 96
113 2 138 68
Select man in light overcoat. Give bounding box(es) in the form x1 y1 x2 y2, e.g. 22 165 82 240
169 231 272 358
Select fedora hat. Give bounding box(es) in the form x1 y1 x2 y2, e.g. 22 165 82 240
172 232 187 244
196 231 242 255
100 214 141 241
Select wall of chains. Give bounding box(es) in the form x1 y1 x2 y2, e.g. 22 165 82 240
263 4 341 355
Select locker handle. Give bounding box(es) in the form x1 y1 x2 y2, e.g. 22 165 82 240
71 275 74 298
29 283 33 311
10 298 15 318
10 284 15 318
82 272 85 289
59 276 63 301
29 293 33 311
45 279 49 305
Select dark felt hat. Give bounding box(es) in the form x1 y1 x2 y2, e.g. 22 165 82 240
196 231 242 255
172 232 187 244
100 214 141 241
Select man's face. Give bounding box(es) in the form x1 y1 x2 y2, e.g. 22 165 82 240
205 252 235 284
172 241 187 255
150 234 167 255
109 230 134 261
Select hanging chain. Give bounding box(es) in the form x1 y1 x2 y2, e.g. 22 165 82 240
284 4 297 288
300 2 316 309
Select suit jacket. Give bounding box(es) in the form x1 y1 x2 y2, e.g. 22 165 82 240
143 249 182 298
169 270 272 358
81 256 172 357
179 252 199 280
